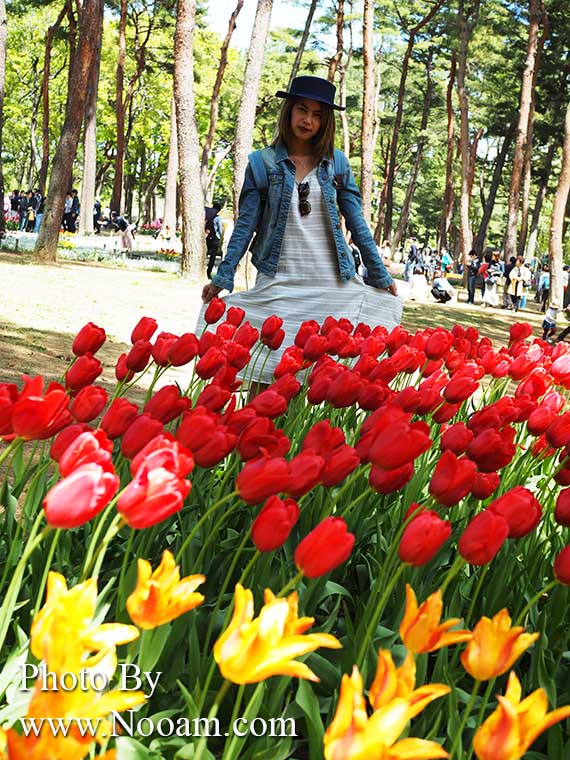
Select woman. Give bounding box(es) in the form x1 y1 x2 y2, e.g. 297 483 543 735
481 252 502 308
507 256 531 312
200 75 401 384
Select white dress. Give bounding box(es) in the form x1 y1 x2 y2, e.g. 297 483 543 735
196 168 403 383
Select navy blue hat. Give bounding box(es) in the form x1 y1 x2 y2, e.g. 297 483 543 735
275 75 345 111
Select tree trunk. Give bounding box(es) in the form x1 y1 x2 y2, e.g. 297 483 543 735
338 45 352 158
287 0 318 87
382 0 444 243
39 4 67 196
79 24 103 235
327 0 344 83
392 49 434 254
163 94 179 233
200 0 244 192
360 0 374 222
437 51 456 253
110 0 127 213
34 0 104 262
206 143 232 205
526 140 555 262
548 101 570 309
232 0 273 220
473 125 514 252
457 0 480 266
0 0 5 234
174 0 205 278
518 1 548 256
504 0 540 259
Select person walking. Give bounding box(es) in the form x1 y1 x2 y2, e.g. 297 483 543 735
200 75 400 385
205 201 224 279
481 251 503 308
507 256 531 311
466 249 481 304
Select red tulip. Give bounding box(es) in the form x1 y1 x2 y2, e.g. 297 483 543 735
238 417 290 461
152 332 179 366
59 429 114 477
441 422 473 454
204 297 226 324
358 381 392 411
100 397 139 439
458 510 509 565
432 400 462 424
302 420 345 454
131 316 158 344
121 414 164 459
554 546 570 585
368 419 431 470
488 486 542 538
252 495 300 552
545 412 570 448
72 322 106 356
49 423 91 462
509 322 533 344
192 428 237 467
274 346 305 378
234 321 259 349
303 334 329 362
126 339 153 372
11 377 71 440
369 463 414 494
177 407 218 449
264 328 286 351
527 406 557 436
144 385 190 424
286 452 325 498
466 426 517 472
471 471 500 500
271 374 301 401
236 456 291 505
69 385 108 422
249 390 288 419
226 306 245 326
65 354 103 391
196 383 232 412
554 489 570 527
115 353 135 382
321 444 360 487
43 462 119 529
398 510 451 566
327 372 363 408
117 464 191 529
443 372 479 404
429 450 477 507
294 517 355 578
261 315 283 341
425 329 454 360
295 320 320 348
195 347 226 379
130 434 193 479
169 333 200 366
0 383 18 436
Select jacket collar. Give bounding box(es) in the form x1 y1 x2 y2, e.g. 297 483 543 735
274 141 329 167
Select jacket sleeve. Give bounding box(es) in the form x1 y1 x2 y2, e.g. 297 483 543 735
335 154 393 290
211 163 262 292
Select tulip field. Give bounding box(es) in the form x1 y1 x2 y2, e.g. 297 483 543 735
2 301 570 760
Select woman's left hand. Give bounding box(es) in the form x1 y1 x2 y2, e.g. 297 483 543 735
384 283 398 296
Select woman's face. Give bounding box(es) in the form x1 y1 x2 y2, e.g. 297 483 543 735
290 98 322 143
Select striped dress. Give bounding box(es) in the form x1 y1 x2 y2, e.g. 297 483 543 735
197 167 403 383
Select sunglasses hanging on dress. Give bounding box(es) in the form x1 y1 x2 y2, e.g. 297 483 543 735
297 182 311 217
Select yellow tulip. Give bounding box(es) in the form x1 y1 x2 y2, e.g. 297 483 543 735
31 572 139 674
4 679 145 760
324 666 449 760
214 584 341 684
461 609 539 681
369 650 450 719
126 550 205 629
400 585 472 654
473 671 570 760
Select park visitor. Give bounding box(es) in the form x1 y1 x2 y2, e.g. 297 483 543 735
205 201 224 279
466 249 482 305
431 270 455 303
507 255 531 312
110 210 134 252
200 74 401 385
481 251 503 308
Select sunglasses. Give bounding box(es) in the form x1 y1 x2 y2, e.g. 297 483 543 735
297 182 311 217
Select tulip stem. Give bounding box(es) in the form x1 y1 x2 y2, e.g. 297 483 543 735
465 678 495 760
81 499 121 579
356 564 405 670
450 679 480 758
194 678 232 760
0 437 22 470
515 579 558 626
277 571 304 598
439 555 467 596
175 490 239 562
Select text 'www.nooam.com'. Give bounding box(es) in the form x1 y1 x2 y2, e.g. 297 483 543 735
16 713 298 739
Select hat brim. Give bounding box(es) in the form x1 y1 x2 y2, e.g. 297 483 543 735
275 90 345 111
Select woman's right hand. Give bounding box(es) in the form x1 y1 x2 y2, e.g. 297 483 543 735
202 283 223 303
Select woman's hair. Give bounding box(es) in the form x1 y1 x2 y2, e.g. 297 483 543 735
272 96 336 158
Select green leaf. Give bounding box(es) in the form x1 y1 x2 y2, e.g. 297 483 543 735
138 624 172 673
115 736 160 759
295 679 324 760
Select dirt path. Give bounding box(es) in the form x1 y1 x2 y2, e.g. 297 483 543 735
0 252 547 388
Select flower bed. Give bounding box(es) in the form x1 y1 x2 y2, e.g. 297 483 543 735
0 306 569 759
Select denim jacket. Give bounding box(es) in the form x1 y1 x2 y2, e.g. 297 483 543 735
211 143 394 292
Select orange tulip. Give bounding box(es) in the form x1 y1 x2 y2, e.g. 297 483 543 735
461 609 539 681
324 666 449 760
214 584 341 684
400 584 472 654
370 650 450 719
126 550 205 629
473 671 570 760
